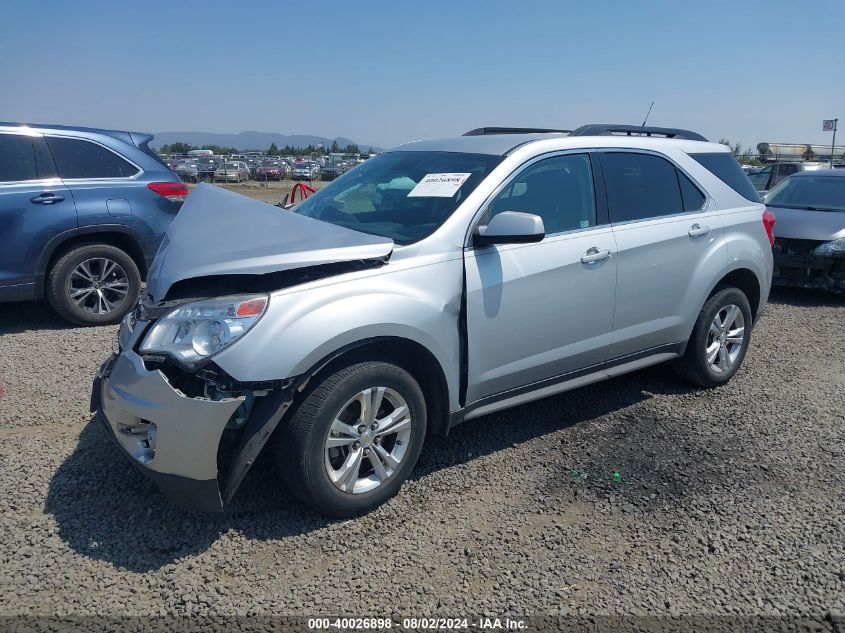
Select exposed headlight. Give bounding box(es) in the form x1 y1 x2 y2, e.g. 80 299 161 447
139 294 268 367
813 238 845 257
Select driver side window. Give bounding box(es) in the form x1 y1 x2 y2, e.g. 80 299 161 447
488 154 597 235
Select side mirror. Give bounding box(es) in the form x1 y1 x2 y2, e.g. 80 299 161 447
474 211 545 247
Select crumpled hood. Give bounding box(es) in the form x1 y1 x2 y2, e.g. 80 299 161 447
146 183 393 301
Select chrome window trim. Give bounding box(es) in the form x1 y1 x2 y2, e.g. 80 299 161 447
0 128 44 138
464 148 601 248
595 147 713 227
0 177 65 188
43 134 144 182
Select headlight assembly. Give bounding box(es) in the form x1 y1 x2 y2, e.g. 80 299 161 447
139 294 268 367
813 238 845 257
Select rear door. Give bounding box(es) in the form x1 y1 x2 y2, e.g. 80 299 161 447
596 150 726 360
44 135 142 228
465 152 617 403
0 132 77 301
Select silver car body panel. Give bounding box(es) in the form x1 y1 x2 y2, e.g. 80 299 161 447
464 224 617 402
214 249 465 409
146 184 394 301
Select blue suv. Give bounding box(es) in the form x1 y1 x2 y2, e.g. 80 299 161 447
0 123 187 325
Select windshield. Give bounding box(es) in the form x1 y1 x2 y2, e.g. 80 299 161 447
295 150 502 245
221 163 240 169
766 175 845 212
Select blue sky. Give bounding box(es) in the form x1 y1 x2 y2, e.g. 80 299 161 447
1 0 843 150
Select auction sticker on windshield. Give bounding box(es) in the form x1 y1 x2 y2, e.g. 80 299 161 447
407 173 471 197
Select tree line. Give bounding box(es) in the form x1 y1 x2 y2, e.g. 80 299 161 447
158 141 371 156
718 139 762 166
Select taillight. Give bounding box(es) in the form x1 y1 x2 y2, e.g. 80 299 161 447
147 182 188 203
762 208 776 247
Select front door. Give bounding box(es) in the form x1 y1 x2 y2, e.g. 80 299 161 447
0 132 77 301
464 153 617 404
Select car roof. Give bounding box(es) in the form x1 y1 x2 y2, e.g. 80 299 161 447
391 133 727 156
789 168 845 178
0 121 147 144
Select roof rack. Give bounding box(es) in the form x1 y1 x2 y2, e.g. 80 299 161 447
569 124 707 142
463 127 571 136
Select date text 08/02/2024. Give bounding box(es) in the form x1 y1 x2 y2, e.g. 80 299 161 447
307 617 527 630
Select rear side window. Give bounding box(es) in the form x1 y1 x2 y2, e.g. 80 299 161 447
601 152 683 223
137 140 171 170
46 137 140 179
690 152 761 202
0 134 38 182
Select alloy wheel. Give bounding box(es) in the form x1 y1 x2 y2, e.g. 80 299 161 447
68 257 130 315
705 304 745 373
324 386 412 494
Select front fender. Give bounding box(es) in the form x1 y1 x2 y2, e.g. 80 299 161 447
212 259 464 410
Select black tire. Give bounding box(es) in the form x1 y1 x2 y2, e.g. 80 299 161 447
276 361 427 517
674 287 753 388
46 243 141 326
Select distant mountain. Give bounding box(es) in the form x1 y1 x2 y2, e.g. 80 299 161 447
150 130 382 152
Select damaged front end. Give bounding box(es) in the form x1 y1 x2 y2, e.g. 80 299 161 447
90 184 396 511
772 237 845 291
92 299 297 512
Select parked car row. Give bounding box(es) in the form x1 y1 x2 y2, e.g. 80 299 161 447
163 152 368 183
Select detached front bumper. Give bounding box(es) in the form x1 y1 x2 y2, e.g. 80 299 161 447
91 351 244 512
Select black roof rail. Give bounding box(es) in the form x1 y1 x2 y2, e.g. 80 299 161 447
463 127 571 136
569 124 708 142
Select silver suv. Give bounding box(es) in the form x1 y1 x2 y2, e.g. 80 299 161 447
91 124 775 516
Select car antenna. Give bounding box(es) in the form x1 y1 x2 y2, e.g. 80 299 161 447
641 101 655 127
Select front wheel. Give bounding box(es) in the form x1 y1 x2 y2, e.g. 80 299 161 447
674 287 753 387
276 361 427 517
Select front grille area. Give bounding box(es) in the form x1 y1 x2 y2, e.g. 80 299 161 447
773 238 845 289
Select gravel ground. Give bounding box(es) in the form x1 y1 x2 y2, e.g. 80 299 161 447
0 289 843 626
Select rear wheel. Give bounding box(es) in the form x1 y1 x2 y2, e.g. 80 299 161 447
276 361 427 517
46 243 141 326
674 287 752 387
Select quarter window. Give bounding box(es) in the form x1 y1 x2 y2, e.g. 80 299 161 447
678 170 706 211
488 154 597 235
0 134 39 182
46 137 139 179
602 152 684 223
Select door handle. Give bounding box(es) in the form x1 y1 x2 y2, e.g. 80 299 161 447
688 223 711 237
30 192 65 205
580 247 611 264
